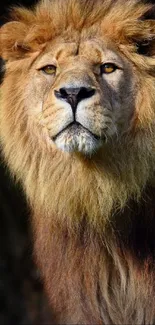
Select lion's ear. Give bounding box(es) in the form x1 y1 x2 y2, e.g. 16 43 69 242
136 37 155 57
0 21 31 60
136 6 155 57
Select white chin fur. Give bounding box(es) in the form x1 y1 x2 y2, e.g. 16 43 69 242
54 131 102 155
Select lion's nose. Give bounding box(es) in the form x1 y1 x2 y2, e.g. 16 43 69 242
54 87 95 112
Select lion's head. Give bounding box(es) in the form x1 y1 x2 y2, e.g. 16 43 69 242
0 0 155 228
22 29 137 156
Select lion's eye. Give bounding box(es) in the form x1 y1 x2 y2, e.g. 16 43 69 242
101 63 117 74
41 65 56 75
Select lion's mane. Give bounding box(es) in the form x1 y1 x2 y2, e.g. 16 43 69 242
0 0 155 323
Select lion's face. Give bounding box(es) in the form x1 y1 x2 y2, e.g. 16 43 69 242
26 34 136 155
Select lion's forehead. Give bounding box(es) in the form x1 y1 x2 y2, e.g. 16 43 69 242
36 38 125 69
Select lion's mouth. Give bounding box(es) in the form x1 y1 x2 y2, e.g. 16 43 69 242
51 121 103 154
52 122 100 141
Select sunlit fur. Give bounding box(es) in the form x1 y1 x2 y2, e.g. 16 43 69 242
0 0 155 323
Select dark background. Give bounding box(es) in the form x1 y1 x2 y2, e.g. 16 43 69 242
0 0 38 24
0 0 155 324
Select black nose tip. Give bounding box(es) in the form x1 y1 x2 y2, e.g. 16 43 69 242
54 87 95 111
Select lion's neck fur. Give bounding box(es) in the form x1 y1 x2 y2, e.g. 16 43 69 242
10 126 155 228
31 162 155 324
33 185 155 324
2 114 155 231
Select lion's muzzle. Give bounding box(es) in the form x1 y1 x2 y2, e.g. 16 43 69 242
51 84 102 155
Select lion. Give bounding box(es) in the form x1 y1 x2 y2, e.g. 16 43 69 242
0 0 155 323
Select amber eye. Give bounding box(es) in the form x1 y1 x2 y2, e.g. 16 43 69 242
41 65 56 75
101 63 117 74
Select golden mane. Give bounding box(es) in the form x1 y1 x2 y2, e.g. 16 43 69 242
0 0 155 323
1 0 155 60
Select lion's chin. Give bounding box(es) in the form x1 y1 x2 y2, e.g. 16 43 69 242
53 123 102 155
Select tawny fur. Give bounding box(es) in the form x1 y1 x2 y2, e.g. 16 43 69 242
0 0 155 323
